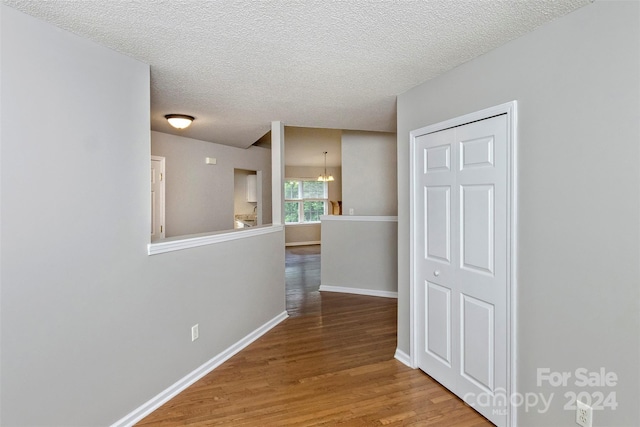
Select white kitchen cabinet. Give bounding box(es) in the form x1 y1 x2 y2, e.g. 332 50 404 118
247 174 257 202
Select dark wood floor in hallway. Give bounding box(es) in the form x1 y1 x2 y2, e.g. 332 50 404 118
137 245 491 426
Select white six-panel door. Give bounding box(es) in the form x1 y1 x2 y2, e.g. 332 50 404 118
413 113 511 426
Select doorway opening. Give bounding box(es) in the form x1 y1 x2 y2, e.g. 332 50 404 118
234 169 262 229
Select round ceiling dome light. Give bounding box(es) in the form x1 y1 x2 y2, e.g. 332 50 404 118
165 114 194 129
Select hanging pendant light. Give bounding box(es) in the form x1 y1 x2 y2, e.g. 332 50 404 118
318 151 335 182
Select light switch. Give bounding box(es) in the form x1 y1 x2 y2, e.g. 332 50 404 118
205 157 217 165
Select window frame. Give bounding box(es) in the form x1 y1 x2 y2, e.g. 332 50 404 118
284 178 328 225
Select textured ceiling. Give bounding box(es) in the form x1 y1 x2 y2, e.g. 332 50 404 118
5 0 591 148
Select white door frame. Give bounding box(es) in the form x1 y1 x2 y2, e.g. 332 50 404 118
151 155 166 241
409 101 518 426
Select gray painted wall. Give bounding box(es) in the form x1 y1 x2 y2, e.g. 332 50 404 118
342 131 397 216
0 6 285 426
397 2 639 425
321 218 398 294
284 126 342 167
151 131 272 237
285 223 322 245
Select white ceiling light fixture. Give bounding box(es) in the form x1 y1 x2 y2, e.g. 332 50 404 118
165 114 194 129
318 151 335 182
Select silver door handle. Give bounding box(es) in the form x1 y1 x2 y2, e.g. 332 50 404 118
433 270 440 277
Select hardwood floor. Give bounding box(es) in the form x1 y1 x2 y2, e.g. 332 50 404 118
285 244 322 317
137 245 491 426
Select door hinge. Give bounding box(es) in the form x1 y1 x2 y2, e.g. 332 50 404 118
160 173 163 181
160 225 163 233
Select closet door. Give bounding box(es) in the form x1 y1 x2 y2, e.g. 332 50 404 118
415 114 508 426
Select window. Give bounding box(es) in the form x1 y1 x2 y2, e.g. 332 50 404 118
284 179 328 224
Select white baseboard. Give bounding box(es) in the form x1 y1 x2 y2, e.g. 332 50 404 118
394 348 413 368
110 311 289 427
285 240 321 247
319 285 398 299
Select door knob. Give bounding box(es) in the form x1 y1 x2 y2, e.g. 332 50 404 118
433 270 440 277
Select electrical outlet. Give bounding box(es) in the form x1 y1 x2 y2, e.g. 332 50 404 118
576 400 592 427
191 324 199 342
348 208 354 215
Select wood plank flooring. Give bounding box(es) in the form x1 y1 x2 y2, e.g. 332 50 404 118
137 245 491 426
